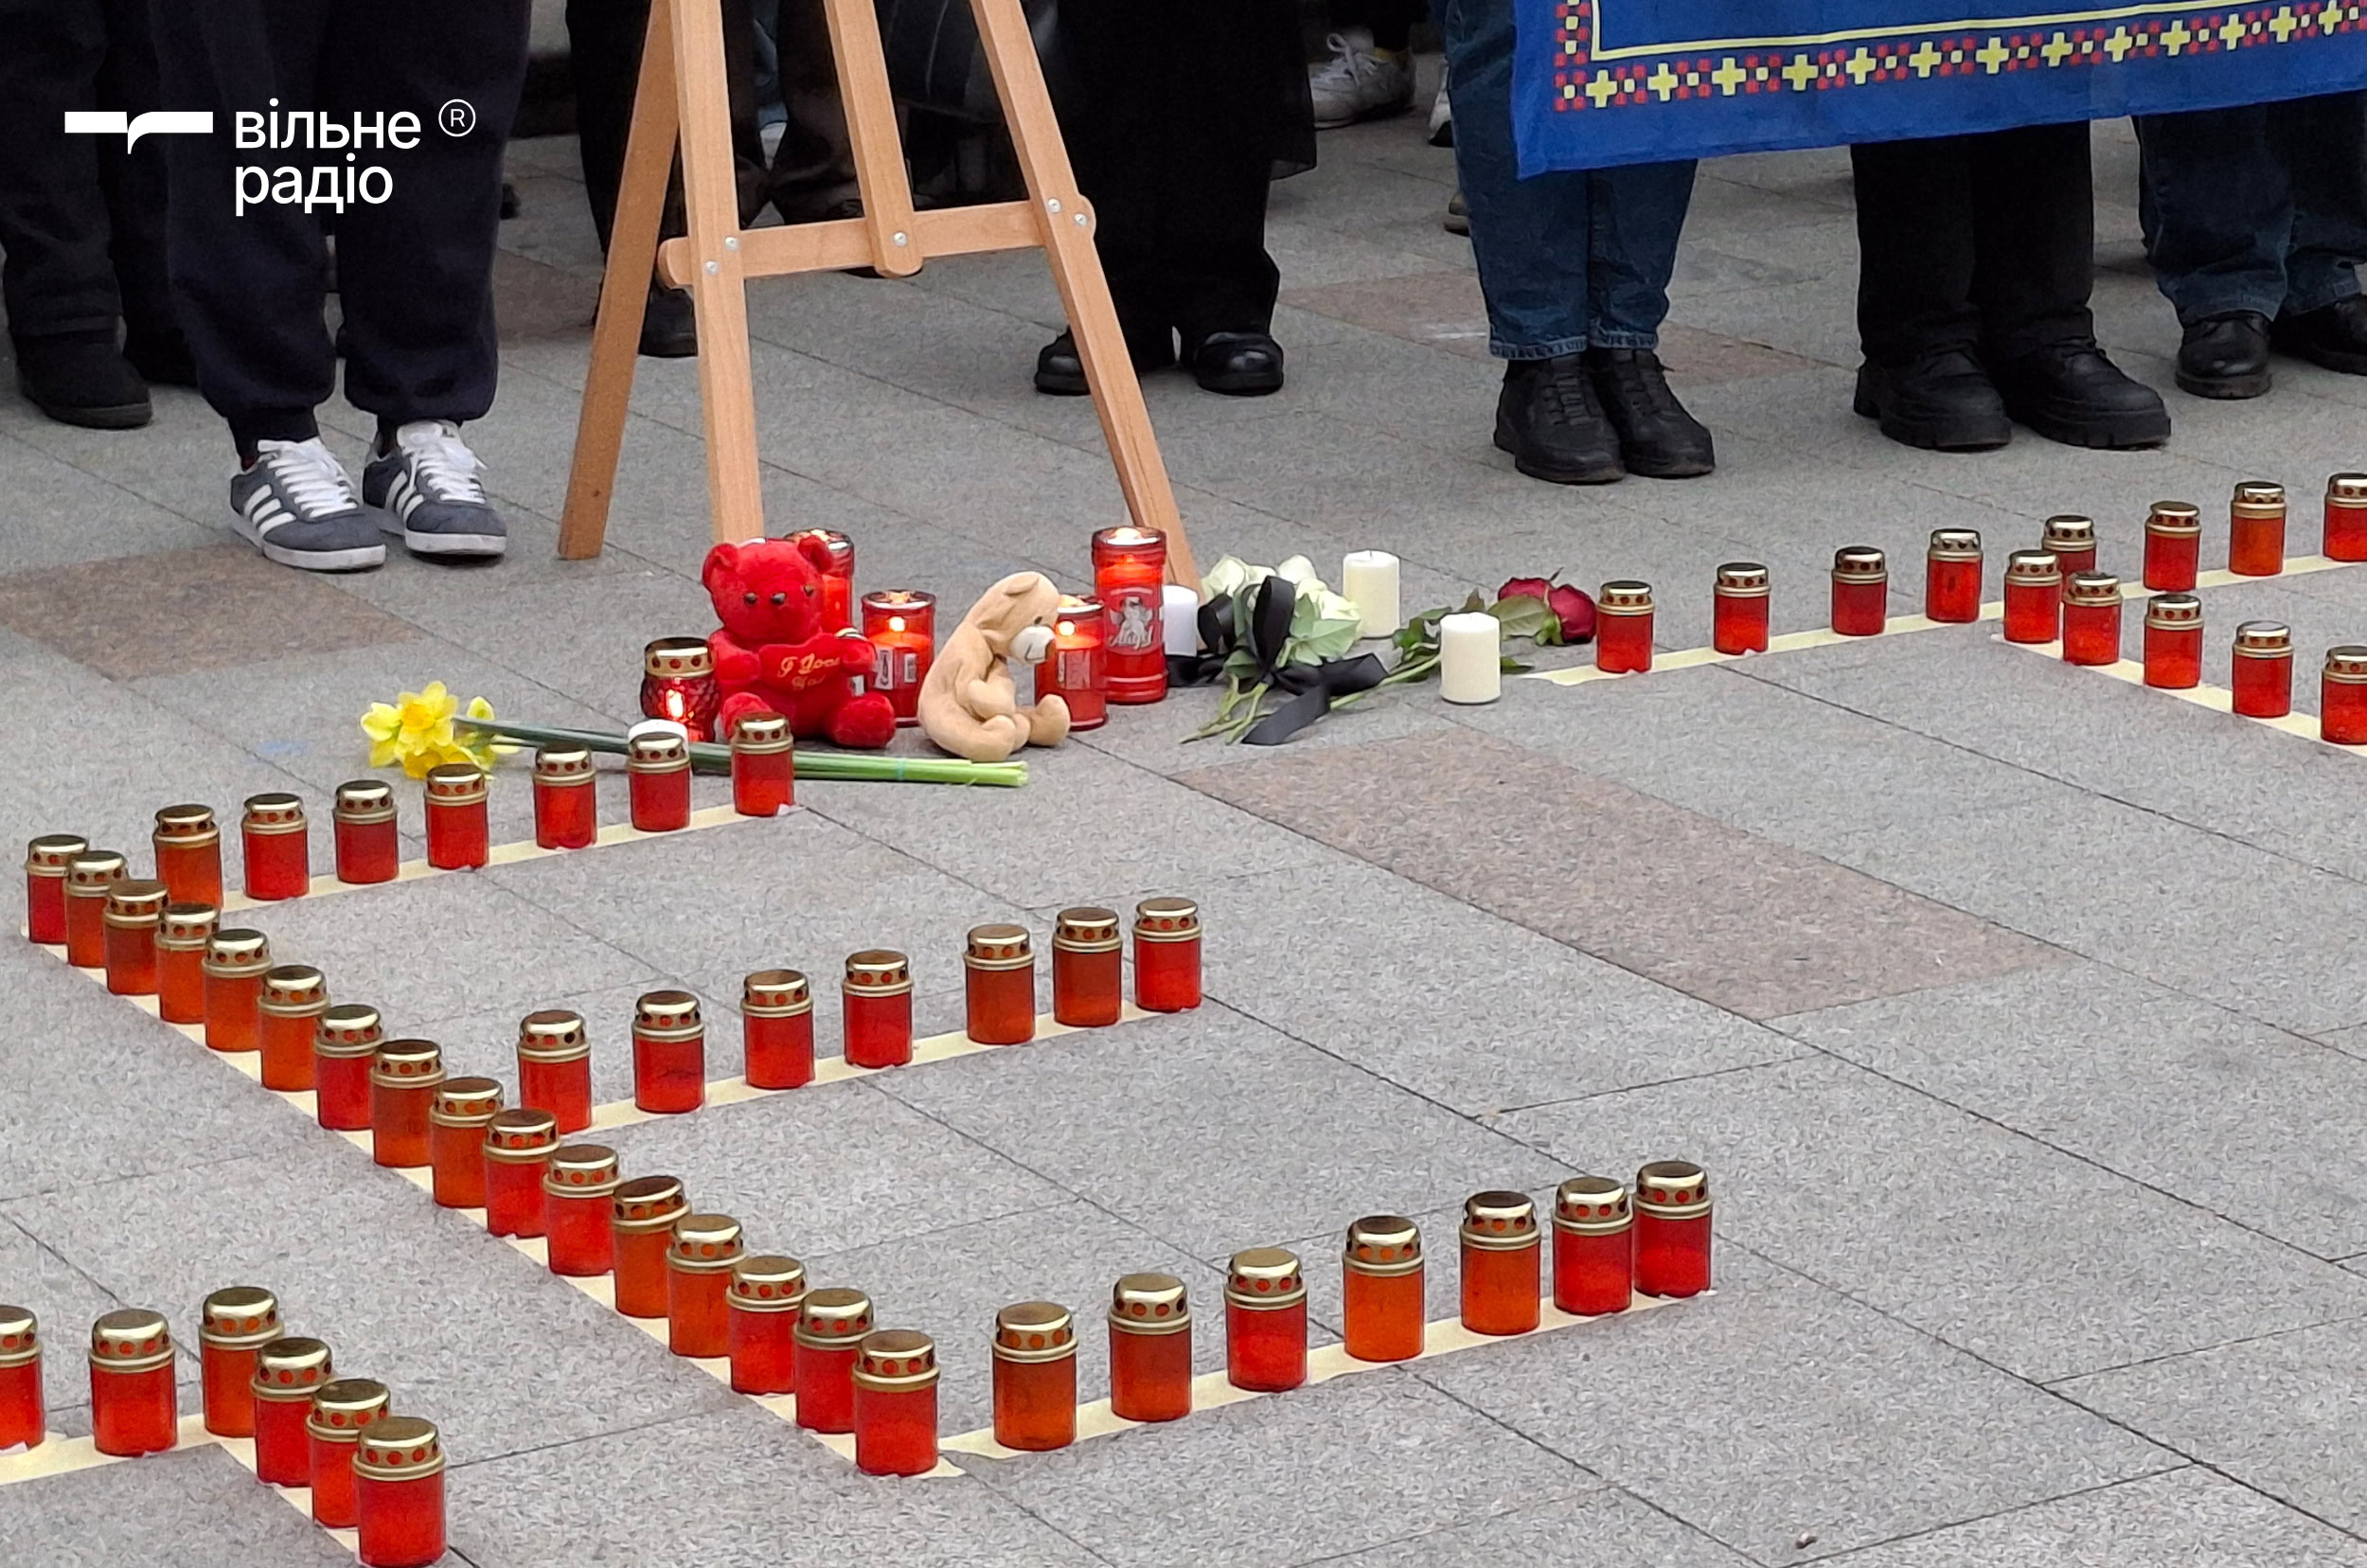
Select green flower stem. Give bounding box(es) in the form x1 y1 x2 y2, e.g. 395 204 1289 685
449 717 1027 787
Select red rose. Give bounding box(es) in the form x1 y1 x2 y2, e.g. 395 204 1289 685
1547 582 1596 643
1497 576 1555 605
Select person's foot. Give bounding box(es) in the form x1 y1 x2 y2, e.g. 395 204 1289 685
1586 347 1713 478
2176 311 2271 399
1308 31 1415 128
1444 189 1469 236
122 328 197 388
641 285 698 358
1494 354 1624 484
362 419 508 559
1032 330 1177 396
1852 349 2011 451
1189 331 1285 396
12 331 150 429
1990 339 2170 449
1428 62 1453 146
2271 294 2367 376
228 437 388 571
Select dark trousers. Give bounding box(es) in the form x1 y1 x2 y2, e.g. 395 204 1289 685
0 0 169 345
2135 91 2367 325
1852 122 2094 366
151 0 530 456
1337 0 1424 48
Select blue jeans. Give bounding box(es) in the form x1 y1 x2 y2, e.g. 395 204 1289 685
1436 0 1695 358
2135 91 2367 324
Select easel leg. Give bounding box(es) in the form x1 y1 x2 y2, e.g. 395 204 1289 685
817 0 921 277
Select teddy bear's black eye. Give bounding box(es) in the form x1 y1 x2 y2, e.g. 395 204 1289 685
771 592 787 606
743 592 757 605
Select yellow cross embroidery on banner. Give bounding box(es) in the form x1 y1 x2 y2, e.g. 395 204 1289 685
1585 71 1622 103
1975 35 2012 69
2103 25 2137 57
1844 46 1879 81
2217 15 2248 45
1782 52 1821 87
2041 30 2076 62
1646 62 1681 98
1712 56 1748 92
2320 1 2343 29
1908 40 1945 74
2269 8 2299 40
2161 19 2193 50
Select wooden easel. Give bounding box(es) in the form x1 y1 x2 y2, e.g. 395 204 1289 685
555 0 1198 588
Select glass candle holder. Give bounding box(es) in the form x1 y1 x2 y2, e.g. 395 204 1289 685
201 929 271 1051
728 712 794 816
532 745 597 849
62 848 125 968
1924 530 1983 623
2061 574 2124 666
641 637 721 742
964 924 1037 1045
1224 1248 1307 1393
793 1288 874 1434
305 1378 389 1529
313 1004 383 1132
1051 906 1123 1027
626 726 693 833
1460 1192 1542 1336
240 793 310 901
370 1040 445 1169
792 529 858 632
332 781 399 885
991 1301 1077 1452
843 950 914 1068
198 1286 279 1438
2232 620 2295 719
0 1307 41 1452
100 879 168 997
862 590 936 725
2229 480 2287 577
151 806 222 907
1552 1176 1633 1317
1342 1215 1424 1363
1132 898 1201 1013
2144 501 2201 592
2323 646 2367 745
87 1309 175 1457
422 763 489 870
353 1415 446 1568
667 1213 745 1358
1037 596 1108 731
2143 594 2204 690
612 1176 689 1318
1829 546 1889 636
727 1256 807 1395
2040 514 2096 586
1595 580 1654 673
853 1330 939 1476
1633 1160 1713 1297
517 1008 593 1134
1707 562 1771 655
742 970 814 1090
632 990 705 1114
543 1144 620 1276
427 1078 503 1209
2002 551 2062 645
156 903 217 1025
258 965 329 1092
1093 526 1169 704
2325 472 2367 561
483 1109 559 1238
1108 1273 1191 1423
23 833 85 947
251 1336 332 1487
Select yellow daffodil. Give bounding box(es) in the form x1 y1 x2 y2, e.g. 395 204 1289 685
360 684 507 776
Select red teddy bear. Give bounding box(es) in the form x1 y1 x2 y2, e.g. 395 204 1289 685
703 537 898 749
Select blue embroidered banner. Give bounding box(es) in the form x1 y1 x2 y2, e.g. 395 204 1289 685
1514 0 2367 173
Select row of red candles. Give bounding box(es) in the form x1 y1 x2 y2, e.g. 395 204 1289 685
0 1296 444 1566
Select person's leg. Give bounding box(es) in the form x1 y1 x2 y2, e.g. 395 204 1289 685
1582 161 1712 477
764 0 858 223
2132 102 2283 396
96 0 178 376
2267 90 2367 375
1848 134 2008 449
565 0 651 250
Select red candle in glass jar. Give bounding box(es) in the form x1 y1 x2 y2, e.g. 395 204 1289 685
543 1144 620 1275
156 902 217 1025
2062 574 2124 666
151 805 222 908
240 793 311 901
641 637 722 742
62 848 124 968
1552 1176 1633 1317
1829 546 1889 636
1225 1248 1307 1393
201 928 271 1051
2232 621 2295 719
1132 898 1201 1013
843 950 914 1068
352 1415 446 1568
23 833 85 947
667 1213 744 1358
2143 594 2204 689
332 781 400 885
792 529 858 632
1036 595 1108 731
0 1306 42 1451
728 712 794 816
613 1176 690 1318
1093 526 1169 704
742 970 814 1090
964 923 1037 1045
101 879 168 996
422 763 489 870
258 964 328 1092
853 1329 939 1476
2325 472 2367 561
2002 551 2061 645
1596 580 1654 673
1460 1192 1542 1335
305 1378 388 1529
532 745 598 849
313 1004 383 1131
632 989 705 1114
2040 515 2097 586
1712 563 1770 654
2229 480 2287 577
87 1309 175 1457
1923 530 1983 623
626 725 693 833
251 1336 332 1486
727 1255 807 1395
518 1008 593 1134
483 1109 559 1238
1108 1273 1191 1423
862 590 936 725
370 1040 445 1169
428 1078 503 1209
2144 501 2201 592
793 1288 873 1434
1051 906 1123 1027
991 1301 1077 1452
197 1287 279 1437
2323 646 2367 745
1633 1160 1713 1298
1342 1216 1424 1363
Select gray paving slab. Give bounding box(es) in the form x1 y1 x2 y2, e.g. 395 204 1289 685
1315 1488 1755 1568
0 427 220 571
0 1443 354 1566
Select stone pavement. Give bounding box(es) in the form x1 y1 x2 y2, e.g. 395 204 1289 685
5 65 2367 1568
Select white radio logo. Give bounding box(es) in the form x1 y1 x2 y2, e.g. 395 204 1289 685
62 111 216 148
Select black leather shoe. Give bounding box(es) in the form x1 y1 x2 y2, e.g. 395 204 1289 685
1586 347 1713 477
1493 354 1623 484
1189 331 1284 396
640 285 698 359
2272 295 2367 376
1990 339 2170 449
1035 330 1180 396
1852 348 2010 451
12 331 150 429
2176 312 2271 399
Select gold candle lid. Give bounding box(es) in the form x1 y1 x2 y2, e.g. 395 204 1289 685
1554 1175 1632 1234
2144 593 2203 630
533 744 595 785
2325 645 2367 682
1634 1160 1712 1217
429 1077 504 1126
1831 545 1887 581
852 1328 938 1389
844 950 912 994
314 1005 383 1060
200 1286 280 1347
2041 514 2096 551
517 1008 589 1062
152 805 220 846
992 1301 1077 1362
25 833 87 876
1713 561 1770 596
632 990 703 1038
1133 898 1200 939
741 969 811 1016
643 636 713 678
102 879 169 924
370 1038 444 1088
0 1306 36 1368
483 1108 560 1161
2005 549 2060 584
1226 1247 1306 1310
88 1308 172 1372
794 1287 874 1347
202 928 271 974
1597 579 1653 614
728 1255 809 1312
729 712 791 752
614 1174 688 1229
423 761 487 805
1927 529 1982 561
1344 1214 1422 1276
306 1378 390 1443
2233 480 2287 516
332 780 395 824
258 964 328 1013
965 923 1034 969
667 1213 744 1272
2328 472 2367 507
1053 906 1122 951
625 728 689 772
2234 619 2293 656
543 1143 619 1196
2146 500 2201 536
1109 1272 1190 1334
353 1416 443 1481
65 849 127 896
1460 1191 1540 1250
251 1335 332 1400
862 587 936 616
240 793 306 832
158 902 219 949
2064 572 2123 607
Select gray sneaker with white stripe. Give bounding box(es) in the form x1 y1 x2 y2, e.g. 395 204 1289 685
228 438 390 572
362 419 507 559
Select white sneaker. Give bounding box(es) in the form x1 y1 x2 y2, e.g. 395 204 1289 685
1428 62 1453 146
1309 31 1415 129
227 438 389 572
361 419 508 559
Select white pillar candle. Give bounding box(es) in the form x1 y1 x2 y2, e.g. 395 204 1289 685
1162 583 1201 656
1341 550 1402 638
1438 612 1501 704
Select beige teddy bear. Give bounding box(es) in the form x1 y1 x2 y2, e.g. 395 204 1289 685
918 572 1074 762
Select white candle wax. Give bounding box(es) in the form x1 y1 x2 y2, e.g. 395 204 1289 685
1341 550 1401 638
1163 584 1201 655
1438 612 1501 704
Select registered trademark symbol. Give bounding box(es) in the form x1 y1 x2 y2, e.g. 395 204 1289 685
437 98 477 136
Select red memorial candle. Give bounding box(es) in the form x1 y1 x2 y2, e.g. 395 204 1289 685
2002 550 2062 646
1225 1249 1306 1394
87 1310 175 1457
1051 906 1123 1027
517 1008 593 1134
793 1288 873 1434
1711 562 1770 654
1924 530 1983 623
2326 472 2367 562
198 1286 278 1438
2229 480 2287 577
2143 594 2204 690
100 880 167 996
1108 1273 1191 1423
482 1109 559 1238
332 781 399 885
1552 1175 1634 1317
842 950 914 1068
991 1301 1077 1452
792 529 857 632
422 763 489 870
240 793 311 901
964 923 1037 1045
742 970 814 1090
251 1336 331 1487
2144 500 2201 592
1132 898 1201 1013
258 965 329 1092
1633 1159 1713 1298
727 1256 807 1395
632 990 705 1114
1460 1191 1542 1336
156 902 216 1025
641 637 721 742
613 1176 688 1319
667 1213 744 1359
1093 526 1169 704
2061 574 2124 666
2323 646 2367 745
353 1415 446 1568
305 1378 388 1529
62 847 124 968
0 1306 41 1451
2231 620 2295 719
1828 546 1889 636
201 928 270 1051
728 711 794 816
313 1004 383 1131
626 726 692 833
543 1144 620 1276
1036 595 1108 730
862 590 936 726
1595 579 1654 673
428 1078 502 1209
370 1040 444 1169
151 805 222 908
1342 1215 1424 1364
2041 514 2096 585
853 1329 939 1477
532 744 597 849
23 833 84 947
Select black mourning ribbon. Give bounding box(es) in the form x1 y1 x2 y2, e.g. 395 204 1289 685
1167 577 1389 745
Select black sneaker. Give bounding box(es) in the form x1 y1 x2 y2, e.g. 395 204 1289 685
1494 354 1624 484
362 420 508 559
1853 349 2011 451
13 331 150 430
2176 311 2271 399
228 438 388 571
1586 347 1713 478
1990 339 2169 450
